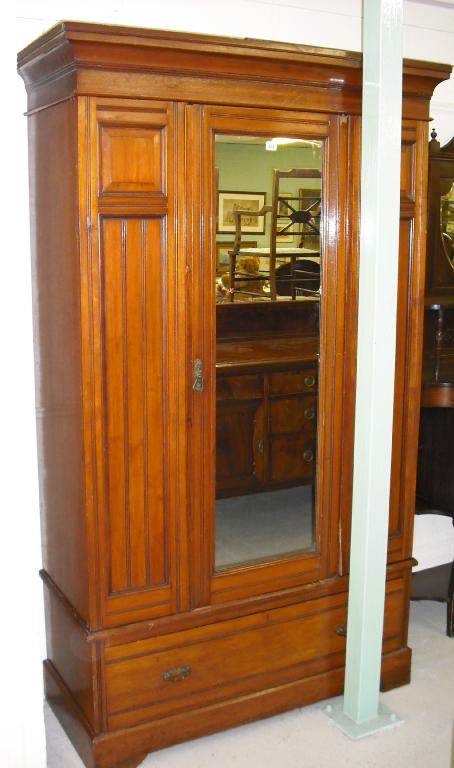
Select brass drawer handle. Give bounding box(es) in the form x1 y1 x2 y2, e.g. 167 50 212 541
304 406 315 420
304 375 316 388
256 437 264 454
303 449 314 463
161 665 192 683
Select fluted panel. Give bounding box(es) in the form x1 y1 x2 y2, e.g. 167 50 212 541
101 217 167 595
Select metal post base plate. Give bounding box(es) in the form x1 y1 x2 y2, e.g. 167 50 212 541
323 699 403 739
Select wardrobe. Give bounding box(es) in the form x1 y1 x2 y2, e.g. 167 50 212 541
18 22 451 768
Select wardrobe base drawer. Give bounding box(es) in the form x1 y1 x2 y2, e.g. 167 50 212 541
105 594 347 730
45 643 411 768
104 578 406 731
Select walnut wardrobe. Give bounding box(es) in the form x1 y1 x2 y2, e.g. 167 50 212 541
17 23 451 768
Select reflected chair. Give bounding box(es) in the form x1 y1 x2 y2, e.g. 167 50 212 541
228 168 321 302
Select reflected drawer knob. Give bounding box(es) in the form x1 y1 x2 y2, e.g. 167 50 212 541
304 375 316 388
161 665 192 683
304 406 315 420
303 449 314 462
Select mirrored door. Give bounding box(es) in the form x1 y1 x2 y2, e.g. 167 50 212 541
189 105 351 605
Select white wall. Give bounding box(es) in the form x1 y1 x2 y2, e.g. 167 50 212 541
8 2 454 767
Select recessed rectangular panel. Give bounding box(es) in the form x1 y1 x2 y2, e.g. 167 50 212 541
100 126 164 195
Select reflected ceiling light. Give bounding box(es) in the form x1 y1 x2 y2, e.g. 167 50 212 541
265 137 319 151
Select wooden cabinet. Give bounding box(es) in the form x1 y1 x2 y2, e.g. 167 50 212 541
216 364 317 495
18 22 451 768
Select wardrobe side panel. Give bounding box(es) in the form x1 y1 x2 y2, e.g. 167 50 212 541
28 99 89 620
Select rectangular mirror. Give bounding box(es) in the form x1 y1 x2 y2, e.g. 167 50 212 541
214 134 323 570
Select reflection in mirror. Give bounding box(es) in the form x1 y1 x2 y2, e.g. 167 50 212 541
214 135 323 570
441 180 454 271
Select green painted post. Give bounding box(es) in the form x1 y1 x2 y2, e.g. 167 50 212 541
326 0 404 736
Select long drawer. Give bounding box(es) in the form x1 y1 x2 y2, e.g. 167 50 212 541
103 578 406 731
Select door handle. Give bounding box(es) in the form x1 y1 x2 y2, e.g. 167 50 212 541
193 358 204 392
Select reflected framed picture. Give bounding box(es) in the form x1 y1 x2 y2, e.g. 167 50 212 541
298 187 321 249
299 187 321 216
277 191 295 242
217 191 266 234
216 241 257 273
278 191 292 216
276 234 295 243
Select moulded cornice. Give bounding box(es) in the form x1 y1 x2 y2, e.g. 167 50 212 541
17 21 452 118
